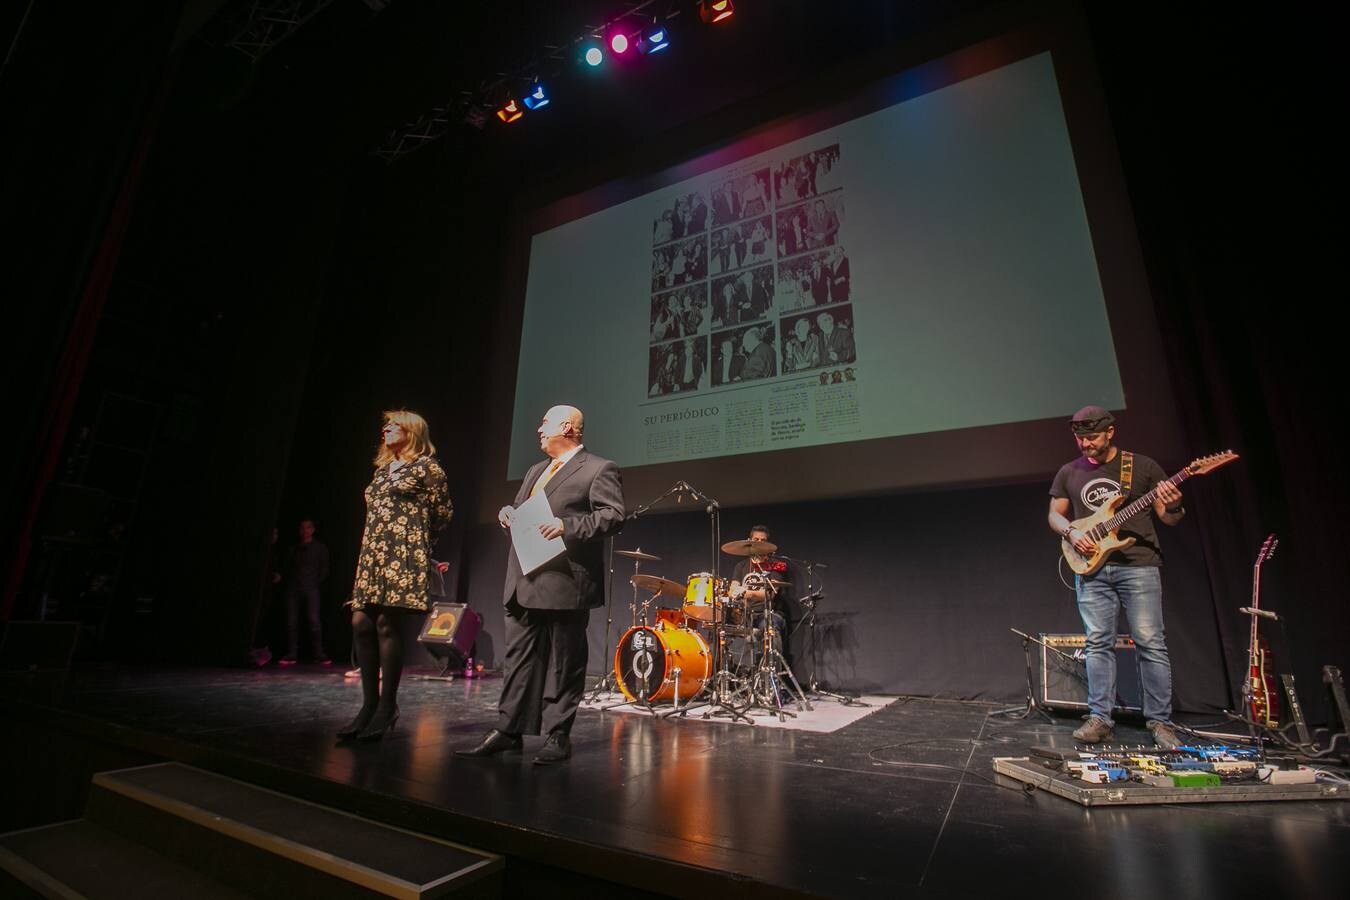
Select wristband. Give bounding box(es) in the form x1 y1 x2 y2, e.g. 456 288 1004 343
1165 506 1184 516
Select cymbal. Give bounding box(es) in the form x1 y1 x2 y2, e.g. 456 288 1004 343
768 579 791 588
631 574 685 598
615 548 661 561
721 538 777 557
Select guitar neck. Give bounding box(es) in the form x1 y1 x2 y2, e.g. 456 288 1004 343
1249 560 1262 664
1102 468 1192 533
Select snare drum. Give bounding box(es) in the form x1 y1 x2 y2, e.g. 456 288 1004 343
683 572 728 622
614 623 711 703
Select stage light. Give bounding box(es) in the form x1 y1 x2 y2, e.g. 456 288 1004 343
495 98 523 123
522 82 550 110
609 32 630 54
638 24 670 54
583 44 604 67
698 0 735 24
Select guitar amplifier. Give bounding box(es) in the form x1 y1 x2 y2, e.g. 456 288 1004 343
417 602 482 670
1038 633 1143 714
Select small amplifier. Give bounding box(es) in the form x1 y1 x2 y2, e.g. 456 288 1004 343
1037 633 1142 715
417 602 482 673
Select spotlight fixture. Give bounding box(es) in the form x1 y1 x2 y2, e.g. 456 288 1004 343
698 0 734 24
638 23 670 54
522 82 550 110
495 98 523 123
609 32 630 54
583 43 605 67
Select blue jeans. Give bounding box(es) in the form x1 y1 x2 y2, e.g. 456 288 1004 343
1075 565 1172 725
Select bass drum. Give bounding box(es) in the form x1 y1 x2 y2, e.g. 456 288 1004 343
614 623 711 703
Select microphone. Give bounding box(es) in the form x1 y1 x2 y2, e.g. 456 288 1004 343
778 553 829 569
1239 607 1280 621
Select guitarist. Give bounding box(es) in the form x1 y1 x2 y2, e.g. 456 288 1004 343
1048 406 1186 749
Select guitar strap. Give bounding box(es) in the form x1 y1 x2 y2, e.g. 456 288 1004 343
1120 451 1134 497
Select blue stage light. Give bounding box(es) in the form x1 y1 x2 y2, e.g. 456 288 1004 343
639 24 670 54
522 82 550 110
584 44 604 67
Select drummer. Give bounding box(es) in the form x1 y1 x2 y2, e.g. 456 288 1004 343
728 525 796 667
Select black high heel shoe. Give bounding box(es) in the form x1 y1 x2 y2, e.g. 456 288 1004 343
336 706 375 741
356 705 399 742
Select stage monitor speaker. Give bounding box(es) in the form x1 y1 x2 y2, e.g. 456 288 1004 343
417 602 482 672
0 621 80 672
1038 633 1142 715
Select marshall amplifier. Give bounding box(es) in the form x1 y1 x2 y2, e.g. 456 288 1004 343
1038 633 1143 715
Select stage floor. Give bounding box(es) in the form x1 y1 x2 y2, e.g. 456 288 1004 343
4 664 1349 899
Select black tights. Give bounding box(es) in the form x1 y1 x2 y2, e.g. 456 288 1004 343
351 607 406 718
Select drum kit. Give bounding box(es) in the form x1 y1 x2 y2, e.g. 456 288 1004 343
601 539 813 723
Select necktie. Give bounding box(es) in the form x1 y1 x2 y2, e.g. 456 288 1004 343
530 459 563 498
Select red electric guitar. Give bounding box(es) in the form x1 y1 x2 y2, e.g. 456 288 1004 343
1245 533 1281 729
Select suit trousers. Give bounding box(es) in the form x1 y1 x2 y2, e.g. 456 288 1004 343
497 599 590 736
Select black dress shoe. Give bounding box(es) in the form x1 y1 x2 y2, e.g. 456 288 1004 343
336 706 376 741
455 729 522 758
533 732 572 765
356 705 399 742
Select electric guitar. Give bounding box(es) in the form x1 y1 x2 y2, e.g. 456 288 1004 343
1246 534 1281 729
1060 450 1239 576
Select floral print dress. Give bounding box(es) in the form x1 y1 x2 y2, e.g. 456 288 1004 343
350 455 452 611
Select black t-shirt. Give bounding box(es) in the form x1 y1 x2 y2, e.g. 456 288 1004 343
1049 450 1167 567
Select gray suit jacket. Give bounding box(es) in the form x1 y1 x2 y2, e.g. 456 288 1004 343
503 449 625 610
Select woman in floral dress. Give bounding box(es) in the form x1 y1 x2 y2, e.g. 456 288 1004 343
337 410 452 741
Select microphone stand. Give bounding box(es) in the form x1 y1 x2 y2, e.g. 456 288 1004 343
585 536 622 702
991 627 1069 722
782 555 869 707
659 481 747 722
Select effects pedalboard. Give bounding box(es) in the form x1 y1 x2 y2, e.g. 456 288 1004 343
992 744 1347 806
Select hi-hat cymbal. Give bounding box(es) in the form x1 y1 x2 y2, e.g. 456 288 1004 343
721 538 778 557
631 574 685 598
615 548 661 561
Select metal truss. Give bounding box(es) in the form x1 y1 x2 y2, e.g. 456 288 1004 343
222 0 345 61
371 0 668 163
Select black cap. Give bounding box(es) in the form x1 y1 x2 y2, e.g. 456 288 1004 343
1069 405 1116 435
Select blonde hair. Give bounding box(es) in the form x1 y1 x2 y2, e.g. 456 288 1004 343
373 409 436 467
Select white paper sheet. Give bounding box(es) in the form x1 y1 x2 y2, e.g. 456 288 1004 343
509 491 566 574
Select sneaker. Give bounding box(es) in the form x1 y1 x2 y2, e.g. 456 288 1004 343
1072 715 1114 743
1147 720 1180 751
316 656 332 666
278 657 298 667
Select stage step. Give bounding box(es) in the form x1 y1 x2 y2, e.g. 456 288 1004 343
0 762 502 900
0 818 252 899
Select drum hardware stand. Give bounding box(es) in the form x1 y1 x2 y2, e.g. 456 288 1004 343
992 627 1071 722
739 577 812 722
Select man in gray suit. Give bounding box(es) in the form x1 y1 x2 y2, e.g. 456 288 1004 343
457 405 625 764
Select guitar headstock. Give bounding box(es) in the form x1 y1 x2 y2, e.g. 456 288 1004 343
1187 450 1239 476
1257 533 1279 566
